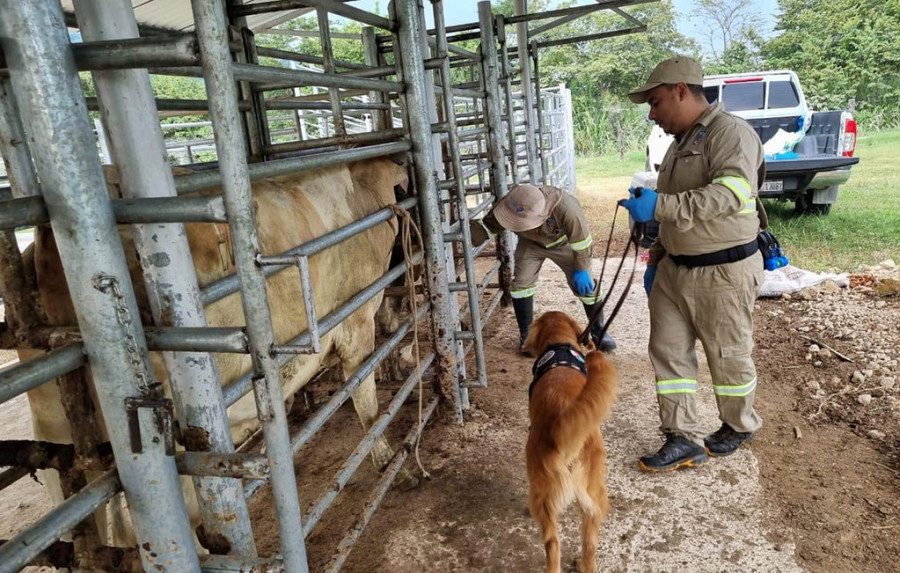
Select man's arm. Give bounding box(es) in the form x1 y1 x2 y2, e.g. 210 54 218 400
468 209 504 245
654 123 761 231
559 195 593 271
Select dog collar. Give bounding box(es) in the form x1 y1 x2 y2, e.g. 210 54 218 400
528 344 587 400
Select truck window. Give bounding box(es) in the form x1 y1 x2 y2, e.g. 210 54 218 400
768 81 800 108
703 86 719 104
722 82 765 111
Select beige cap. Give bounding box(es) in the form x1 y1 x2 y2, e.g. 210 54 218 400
493 184 557 232
627 56 703 104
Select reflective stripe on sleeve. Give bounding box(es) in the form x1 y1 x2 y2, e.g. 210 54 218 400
479 219 496 238
569 235 593 252
511 286 537 299
655 378 698 395
713 377 757 397
713 176 756 215
544 234 568 248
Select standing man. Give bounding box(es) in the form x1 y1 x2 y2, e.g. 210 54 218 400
622 57 765 471
470 183 617 354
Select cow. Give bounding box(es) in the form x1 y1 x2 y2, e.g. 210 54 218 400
17 156 414 547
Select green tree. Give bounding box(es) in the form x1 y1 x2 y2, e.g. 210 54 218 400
761 0 900 129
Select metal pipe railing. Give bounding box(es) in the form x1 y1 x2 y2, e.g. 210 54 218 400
264 127 406 156
324 395 439 572
302 350 436 536
1 3 201 569
0 471 121 573
242 62 402 93
230 0 393 31
0 344 85 405
190 1 307 569
202 195 417 308
289 303 429 453
223 253 423 406
175 140 410 194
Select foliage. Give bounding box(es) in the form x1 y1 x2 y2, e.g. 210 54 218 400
760 0 900 130
689 0 760 59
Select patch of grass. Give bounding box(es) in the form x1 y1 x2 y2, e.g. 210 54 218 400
575 129 900 272
764 129 900 272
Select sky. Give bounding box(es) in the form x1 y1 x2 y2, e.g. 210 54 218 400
349 0 781 56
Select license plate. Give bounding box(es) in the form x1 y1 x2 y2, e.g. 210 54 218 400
761 180 784 193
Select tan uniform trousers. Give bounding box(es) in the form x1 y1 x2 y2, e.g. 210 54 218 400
648 251 764 445
511 239 594 304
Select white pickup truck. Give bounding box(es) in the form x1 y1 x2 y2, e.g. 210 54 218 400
645 70 859 216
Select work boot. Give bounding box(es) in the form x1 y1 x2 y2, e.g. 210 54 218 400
703 423 754 457
512 296 534 355
582 302 617 352
638 433 709 472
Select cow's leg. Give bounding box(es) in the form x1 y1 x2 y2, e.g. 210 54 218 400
338 316 419 490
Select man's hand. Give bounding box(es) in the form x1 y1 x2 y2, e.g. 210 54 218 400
621 186 659 224
572 269 594 297
644 265 657 297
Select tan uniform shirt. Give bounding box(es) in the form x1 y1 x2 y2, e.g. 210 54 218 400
649 103 765 266
481 187 594 271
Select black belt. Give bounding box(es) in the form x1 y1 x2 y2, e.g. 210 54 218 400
669 239 758 269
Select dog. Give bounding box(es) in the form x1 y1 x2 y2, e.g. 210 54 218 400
522 311 618 573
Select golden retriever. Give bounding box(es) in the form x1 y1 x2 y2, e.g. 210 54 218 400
522 311 618 573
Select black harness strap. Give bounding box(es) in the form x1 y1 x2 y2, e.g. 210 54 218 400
528 344 587 400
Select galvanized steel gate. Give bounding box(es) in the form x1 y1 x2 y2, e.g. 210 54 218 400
0 1 652 571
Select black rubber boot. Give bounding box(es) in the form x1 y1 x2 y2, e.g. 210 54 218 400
582 302 617 352
638 433 709 472
703 423 754 457
512 296 534 355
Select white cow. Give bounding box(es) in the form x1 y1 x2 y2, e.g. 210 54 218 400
18 157 413 547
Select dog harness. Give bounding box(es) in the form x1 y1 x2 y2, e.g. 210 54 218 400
528 344 587 400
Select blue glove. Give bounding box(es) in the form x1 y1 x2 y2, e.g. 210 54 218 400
621 186 659 223
572 269 594 297
644 265 657 297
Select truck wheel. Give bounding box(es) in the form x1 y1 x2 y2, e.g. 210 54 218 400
795 190 833 216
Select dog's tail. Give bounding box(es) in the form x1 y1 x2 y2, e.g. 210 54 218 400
551 351 617 461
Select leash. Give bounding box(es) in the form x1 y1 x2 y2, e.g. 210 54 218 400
578 198 644 347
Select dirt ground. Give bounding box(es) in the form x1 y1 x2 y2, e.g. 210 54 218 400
1 242 898 571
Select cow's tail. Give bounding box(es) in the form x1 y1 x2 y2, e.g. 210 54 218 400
551 351 617 462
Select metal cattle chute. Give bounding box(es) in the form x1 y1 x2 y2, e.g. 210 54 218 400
0 1 653 570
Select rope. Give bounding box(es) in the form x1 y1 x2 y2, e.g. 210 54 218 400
388 204 430 480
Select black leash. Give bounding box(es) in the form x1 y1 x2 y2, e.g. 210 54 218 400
578 200 644 347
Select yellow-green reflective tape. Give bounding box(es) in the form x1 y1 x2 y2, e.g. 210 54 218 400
479 220 496 237
739 199 757 214
570 235 593 251
714 176 752 201
655 378 698 395
545 234 568 248
714 377 757 397
511 286 536 299
577 294 601 304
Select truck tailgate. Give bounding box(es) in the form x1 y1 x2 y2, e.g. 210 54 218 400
765 154 859 176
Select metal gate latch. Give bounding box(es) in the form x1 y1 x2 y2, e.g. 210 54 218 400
125 397 176 456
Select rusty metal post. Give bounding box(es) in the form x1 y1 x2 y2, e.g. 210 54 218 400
0 1 200 570
478 2 514 301
394 0 461 420
73 0 256 556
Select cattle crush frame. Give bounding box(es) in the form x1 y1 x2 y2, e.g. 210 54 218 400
0 1 653 571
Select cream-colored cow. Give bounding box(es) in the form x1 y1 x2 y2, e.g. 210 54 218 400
18 157 412 546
